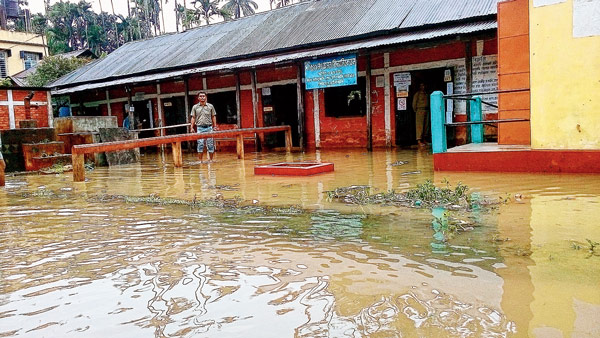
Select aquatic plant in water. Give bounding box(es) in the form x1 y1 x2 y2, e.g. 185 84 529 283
326 180 497 210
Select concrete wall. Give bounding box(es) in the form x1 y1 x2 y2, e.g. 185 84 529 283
0 30 47 76
529 0 600 149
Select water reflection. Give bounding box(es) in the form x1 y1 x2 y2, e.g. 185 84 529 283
0 150 599 337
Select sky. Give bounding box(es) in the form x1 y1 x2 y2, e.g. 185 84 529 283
28 0 275 33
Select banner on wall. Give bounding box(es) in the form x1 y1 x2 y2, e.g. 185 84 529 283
304 54 357 90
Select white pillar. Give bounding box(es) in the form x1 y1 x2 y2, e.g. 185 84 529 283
7 90 15 129
384 53 391 147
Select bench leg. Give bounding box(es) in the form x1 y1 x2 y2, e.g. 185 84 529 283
0 159 5 187
236 134 244 159
285 128 292 153
172 141 183 167
72 153 85 182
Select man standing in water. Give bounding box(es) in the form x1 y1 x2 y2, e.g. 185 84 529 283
190 92 218 161
412 83 429 148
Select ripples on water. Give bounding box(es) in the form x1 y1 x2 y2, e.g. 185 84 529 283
0 150 599 337
0 196 514 337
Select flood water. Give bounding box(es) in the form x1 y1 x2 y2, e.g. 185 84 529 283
1 150 599 337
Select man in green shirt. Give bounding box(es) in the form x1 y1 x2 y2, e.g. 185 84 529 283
190 92 217 161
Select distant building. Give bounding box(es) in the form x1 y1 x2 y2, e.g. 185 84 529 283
11 49 96 87
0 30 47 78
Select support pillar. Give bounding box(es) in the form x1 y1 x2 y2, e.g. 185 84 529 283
72 153 85 182
366 53 372 151
251 70 262 151
470 96 483 143
430 91 447 154
285 127 292 153
236 134 244 159
296 63 305 150
235 73 242 129
172 141 183 167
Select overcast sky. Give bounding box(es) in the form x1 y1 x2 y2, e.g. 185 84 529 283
28 0 275 33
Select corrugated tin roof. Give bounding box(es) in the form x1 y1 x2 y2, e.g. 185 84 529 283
52 0 498 89
52 20 496 95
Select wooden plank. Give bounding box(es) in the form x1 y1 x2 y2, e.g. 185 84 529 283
72 153 85 182
285 127 292 153
236 134 244 159
172 141 182 167
72 126 291 155
0 159 5 187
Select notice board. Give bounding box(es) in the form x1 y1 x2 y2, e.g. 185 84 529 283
304 54 357 90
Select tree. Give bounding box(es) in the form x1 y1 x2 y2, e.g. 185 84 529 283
193 0 220 25
270 0 294 9
26 56 92 87
222 0 257 19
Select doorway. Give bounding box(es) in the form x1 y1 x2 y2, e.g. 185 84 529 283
162 97 187 135
261 84 299 147
130 100 153 139
395 68 449 147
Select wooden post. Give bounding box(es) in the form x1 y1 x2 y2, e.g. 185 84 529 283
251 70 262 151
236 134 244 159
365 53 372 151
0 158 5 187
296 63 305 150
172 141 183 167
72 153 85 182
235 73 242 129
285 127 292 153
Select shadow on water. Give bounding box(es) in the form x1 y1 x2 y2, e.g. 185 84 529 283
0 150 598 337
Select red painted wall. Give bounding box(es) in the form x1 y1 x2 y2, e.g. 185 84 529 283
0 90 50 130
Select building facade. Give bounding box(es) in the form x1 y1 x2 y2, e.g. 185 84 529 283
50 0 499 150
0 30 47 78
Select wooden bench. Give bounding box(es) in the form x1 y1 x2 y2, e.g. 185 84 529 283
71 125 292 182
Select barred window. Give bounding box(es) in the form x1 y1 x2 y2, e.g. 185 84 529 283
23 52 40 70
0 51 7 78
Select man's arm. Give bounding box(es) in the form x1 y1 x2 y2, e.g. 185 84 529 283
212 106 218 130
190 115 195 132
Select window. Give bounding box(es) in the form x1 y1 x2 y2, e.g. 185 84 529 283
0 51 7 78
22 52 40 70
206 91 238 124
324 77 367 117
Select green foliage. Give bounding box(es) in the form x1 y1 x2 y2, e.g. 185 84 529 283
326 180 499 210
405 179 469 206
0 78 13 87
26 56 91 87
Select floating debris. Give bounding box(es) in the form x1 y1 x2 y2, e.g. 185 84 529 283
389 161 408 167
401 170 421 176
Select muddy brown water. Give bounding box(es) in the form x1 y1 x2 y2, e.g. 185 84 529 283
0 150 599 337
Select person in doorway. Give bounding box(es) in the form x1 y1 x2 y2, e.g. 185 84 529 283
412 83 429 148
190 92 218 161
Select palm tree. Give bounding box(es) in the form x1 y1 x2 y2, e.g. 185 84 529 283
222 0 258 19
271 0 293 9
193 0 220 25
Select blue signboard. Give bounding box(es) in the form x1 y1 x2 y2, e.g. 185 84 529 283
304 54 357 90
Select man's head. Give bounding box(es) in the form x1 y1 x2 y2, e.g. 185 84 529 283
419 83 425 91
198 92 207 105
